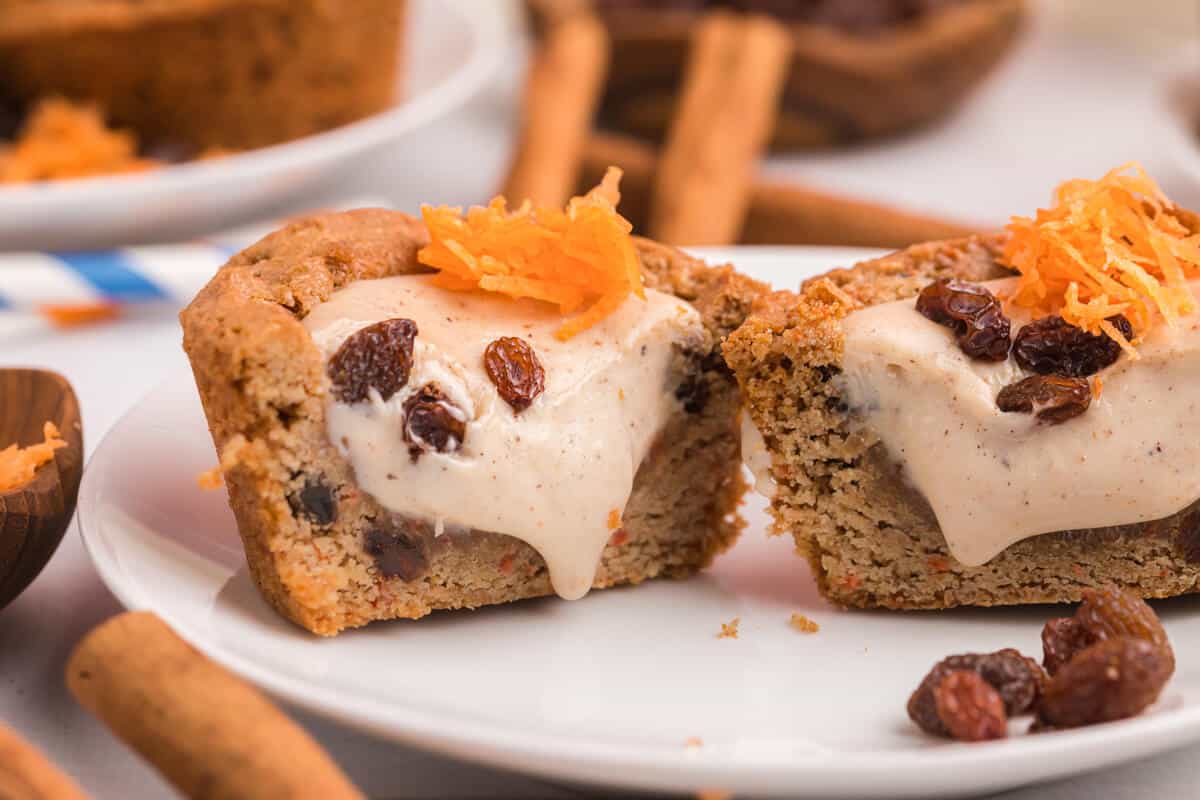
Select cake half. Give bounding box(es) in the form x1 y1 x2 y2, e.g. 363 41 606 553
182 188 763 634
725 167 1200 609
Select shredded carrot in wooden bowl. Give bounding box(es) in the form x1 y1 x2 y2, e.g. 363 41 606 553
1003 163 1200 354
0 422 66 493
417 167 644 340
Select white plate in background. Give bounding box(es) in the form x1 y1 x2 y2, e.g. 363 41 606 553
1161 45 1200 200
0 0 506 252
77 248 1200 798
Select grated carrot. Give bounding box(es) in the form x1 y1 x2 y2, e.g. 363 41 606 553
417 167 644 340
1003 163 1200 354
40 302 122 327
0 97 159 183
0 422 67 492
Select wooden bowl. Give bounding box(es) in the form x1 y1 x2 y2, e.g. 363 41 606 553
589 0 1026 150
0 369 83 610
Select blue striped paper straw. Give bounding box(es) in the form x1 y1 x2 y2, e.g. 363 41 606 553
0 244 235 312
0 198 390 327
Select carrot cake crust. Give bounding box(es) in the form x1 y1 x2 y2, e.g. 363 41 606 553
182 209 764 634
725 233 1200 610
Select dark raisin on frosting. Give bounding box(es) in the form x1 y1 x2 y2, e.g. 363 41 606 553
1012 314 1133 378
915 279 1011 361
327 318 418 403
402 383 466 461
484 337 545 413
996 375 1091 425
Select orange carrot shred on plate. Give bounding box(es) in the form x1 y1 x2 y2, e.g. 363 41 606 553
417 167 644 340
1003 162 1200 354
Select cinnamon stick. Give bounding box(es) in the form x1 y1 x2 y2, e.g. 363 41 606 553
649 13 791 246
0 722 90 800
740 181 981 248
500 12 609 208
66 612 362 800
582 132 982 248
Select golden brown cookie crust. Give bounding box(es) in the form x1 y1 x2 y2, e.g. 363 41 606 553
724 233 1200 609
183 209 765 635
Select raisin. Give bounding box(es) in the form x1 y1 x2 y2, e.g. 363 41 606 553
363 524 428 581
1042 617 1093 676
327 318 418 403
483 337 545 413
933 670 1008 742
915 279 1011 361
287 478 337 526
1076 586 1175 676
1039 637 1172 728
1012 315 1132 377
908 649 1043 735
907 674 948 736
402 383 466 461
996 375 1090 424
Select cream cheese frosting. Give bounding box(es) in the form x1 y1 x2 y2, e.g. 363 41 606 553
303 274 704 599
833 276 1200 566
740 413 776 500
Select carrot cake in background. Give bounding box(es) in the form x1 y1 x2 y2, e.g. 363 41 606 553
182 169 764 635
726 164 1200 608
0 0 406 180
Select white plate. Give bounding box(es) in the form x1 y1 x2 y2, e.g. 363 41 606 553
0 0 505 252
78 247 1200 799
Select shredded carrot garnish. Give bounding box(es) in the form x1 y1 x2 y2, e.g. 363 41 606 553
0 422 67 492
0 98 159 183
40 302 122 327
417 167 644 340
1004 163 1200 353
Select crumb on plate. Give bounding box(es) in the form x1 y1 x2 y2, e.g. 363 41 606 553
196 466 224 490
789 612 819 633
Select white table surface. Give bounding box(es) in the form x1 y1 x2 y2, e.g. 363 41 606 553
4 2 1200 797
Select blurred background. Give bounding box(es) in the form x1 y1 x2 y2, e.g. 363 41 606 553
0 0 1197 251
229 0 1200 238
